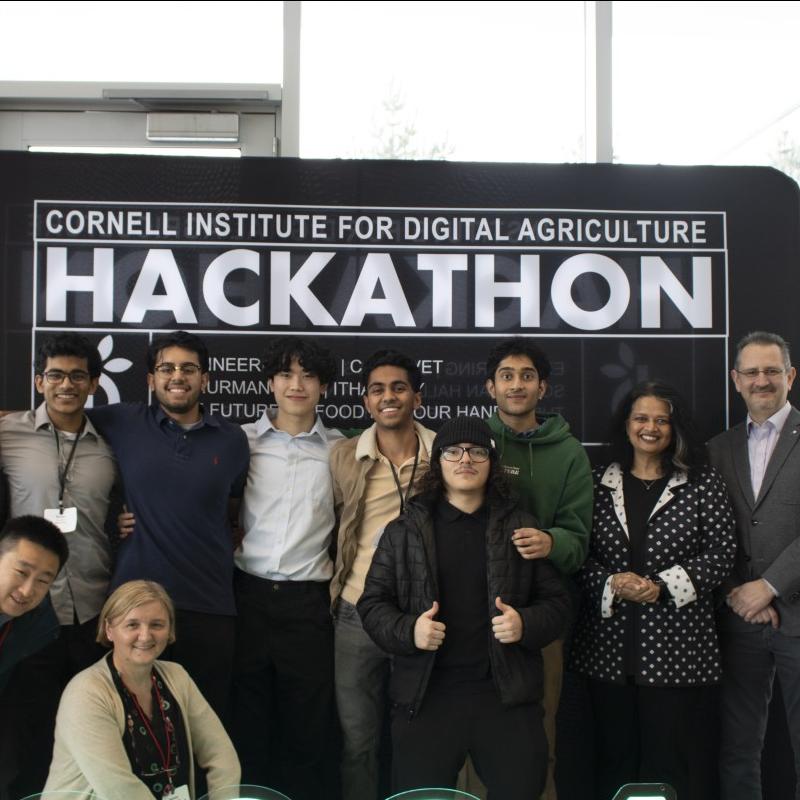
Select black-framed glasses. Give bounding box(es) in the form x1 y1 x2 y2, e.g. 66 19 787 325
153 363 202 376
735 367 786 379
441 445 491 463
42 369 91 385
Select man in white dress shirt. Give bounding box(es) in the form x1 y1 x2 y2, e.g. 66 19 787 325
231 336 343 800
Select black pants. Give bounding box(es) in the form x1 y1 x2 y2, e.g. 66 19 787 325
231 569 337 800
160 608 236 727
588 678 719 800
0 616 104 798
391 683 547 800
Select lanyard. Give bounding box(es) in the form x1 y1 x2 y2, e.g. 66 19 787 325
53 419 85 513
0 620 12 653
124 672 174 792
388 438 420 515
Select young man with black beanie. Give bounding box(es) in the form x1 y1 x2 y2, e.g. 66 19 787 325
358 417 571 799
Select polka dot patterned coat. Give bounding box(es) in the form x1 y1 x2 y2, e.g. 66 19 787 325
570 463 736 686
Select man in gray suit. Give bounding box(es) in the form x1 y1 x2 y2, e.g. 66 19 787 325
708 330 800 800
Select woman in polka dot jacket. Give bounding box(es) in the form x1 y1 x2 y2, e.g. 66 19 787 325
570 380 736 800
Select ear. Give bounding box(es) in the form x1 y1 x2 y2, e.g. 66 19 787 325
538 379 547 399
87 377 100 396
200 372 209 392
485 378 497 400
413 391 422 410
730 368 742 394
319 383 328 398
34 374 45 395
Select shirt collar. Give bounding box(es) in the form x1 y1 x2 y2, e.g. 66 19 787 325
435 498 487 523
253 410 327 441
356 421 432 463
747 401 791 437
34 402 99 439
154 403 219 428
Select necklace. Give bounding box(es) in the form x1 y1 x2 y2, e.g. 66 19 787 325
638 477 659 490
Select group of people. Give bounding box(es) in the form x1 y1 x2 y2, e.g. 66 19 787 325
0 327 796 800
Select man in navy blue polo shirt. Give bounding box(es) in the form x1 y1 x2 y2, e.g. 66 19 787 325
88 330 249 720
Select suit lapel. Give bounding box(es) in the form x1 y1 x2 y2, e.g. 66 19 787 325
731 422 756 509
648 471 687 520
600 463 629 540
754 407 800 509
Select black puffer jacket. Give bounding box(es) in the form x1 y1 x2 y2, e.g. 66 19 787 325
357 490 572 717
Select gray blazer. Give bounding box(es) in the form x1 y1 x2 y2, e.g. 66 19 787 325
708 405 800 635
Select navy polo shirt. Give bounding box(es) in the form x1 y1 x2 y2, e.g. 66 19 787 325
88 403 249 616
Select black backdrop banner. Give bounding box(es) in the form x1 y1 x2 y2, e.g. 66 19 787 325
2 151 798 450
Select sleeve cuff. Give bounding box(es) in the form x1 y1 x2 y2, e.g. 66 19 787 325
658 565 697 608
763 578 779 597
601 575 616 618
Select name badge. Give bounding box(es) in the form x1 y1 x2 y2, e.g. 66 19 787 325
43 507 78 533
163 786 190 800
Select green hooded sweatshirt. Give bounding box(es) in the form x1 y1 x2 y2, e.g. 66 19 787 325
487 411 592 575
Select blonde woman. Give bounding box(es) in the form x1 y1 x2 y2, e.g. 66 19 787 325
44 580 239 799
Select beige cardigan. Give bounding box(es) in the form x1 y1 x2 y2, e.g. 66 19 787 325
44 656 240 800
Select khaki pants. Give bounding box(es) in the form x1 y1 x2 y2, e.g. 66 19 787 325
457 639 564 800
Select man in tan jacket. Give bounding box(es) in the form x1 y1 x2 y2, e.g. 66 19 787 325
330 349 435 800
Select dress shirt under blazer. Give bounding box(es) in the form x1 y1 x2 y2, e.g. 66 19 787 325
708 404 800 636
570 463 736 686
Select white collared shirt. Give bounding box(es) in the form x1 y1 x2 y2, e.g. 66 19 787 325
747 401 792 499
236 412 344 582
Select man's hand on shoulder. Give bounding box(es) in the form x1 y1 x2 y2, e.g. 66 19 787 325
512 527 553 560
728 579 775 621
117 505 135 539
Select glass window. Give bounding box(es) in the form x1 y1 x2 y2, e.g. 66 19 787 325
300 0 586 161
0 1 283 83
613 1 800 182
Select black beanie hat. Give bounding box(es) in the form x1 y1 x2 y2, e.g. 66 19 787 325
432 417 495 455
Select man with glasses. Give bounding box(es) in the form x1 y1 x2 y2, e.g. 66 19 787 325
329 349 436 800
709 331 800 800
358 417 570 799
0 333 116 796
88 330 249 720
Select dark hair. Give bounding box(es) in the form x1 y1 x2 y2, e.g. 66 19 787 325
147 331 209 373
0 515 69 570
486 338 551 382
361 350 421 392
34 333 102 378
735 331 792 371
417 443 512 504
262 336 336 385
607 380 706 477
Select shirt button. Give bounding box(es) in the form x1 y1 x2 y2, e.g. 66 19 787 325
272 584 280 592
751 520 758 526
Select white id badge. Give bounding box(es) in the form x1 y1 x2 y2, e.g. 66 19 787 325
163 786 190 800
43 507 78 533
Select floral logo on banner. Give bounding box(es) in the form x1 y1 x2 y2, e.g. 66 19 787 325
85 335 133 407
601 342 650 411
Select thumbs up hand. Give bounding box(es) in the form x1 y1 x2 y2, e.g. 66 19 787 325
492 596 523 644
414 601 446 651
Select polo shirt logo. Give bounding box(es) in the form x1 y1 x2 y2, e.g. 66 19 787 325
502 465 520 477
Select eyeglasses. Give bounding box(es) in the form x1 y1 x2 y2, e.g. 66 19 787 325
153 363 202 376
735 367 786 379
441 445 491 463
42 369 91 385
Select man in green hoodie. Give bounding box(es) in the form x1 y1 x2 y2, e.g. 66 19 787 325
485 337 592 800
